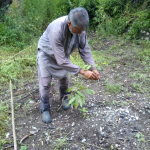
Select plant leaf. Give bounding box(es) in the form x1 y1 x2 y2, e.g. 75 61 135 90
69 97 76 104
77 91 84 97
66 87 73 92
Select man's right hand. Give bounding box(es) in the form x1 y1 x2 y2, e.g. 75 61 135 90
79 69 97 80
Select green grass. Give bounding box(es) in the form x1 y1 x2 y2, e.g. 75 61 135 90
70 48 116 69
105 82 122 94
0 42 37 84
0 101 11 147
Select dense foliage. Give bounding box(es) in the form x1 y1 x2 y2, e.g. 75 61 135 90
0 0 149 49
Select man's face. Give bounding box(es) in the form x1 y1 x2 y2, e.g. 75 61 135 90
68 21 82 34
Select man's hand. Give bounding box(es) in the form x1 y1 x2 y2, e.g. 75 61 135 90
79 69 98 80
92 70 100 80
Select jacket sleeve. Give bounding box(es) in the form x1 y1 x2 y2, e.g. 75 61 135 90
48 29 81 75
78 31 96 70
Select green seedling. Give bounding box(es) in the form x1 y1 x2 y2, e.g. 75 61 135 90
135 132 145 142
20 145 28 150
66 78 96 114
78 107 88 116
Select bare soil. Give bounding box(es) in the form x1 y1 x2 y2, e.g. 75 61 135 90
1 34 150 150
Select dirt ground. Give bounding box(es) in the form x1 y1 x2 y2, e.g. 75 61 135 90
1 34 150 150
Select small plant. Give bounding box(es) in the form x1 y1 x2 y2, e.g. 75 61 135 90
135 132 145 142
111 145 114 149
53 138 68 150
120 101 128 107
66 78 96 114
20 145 28 150
105 80 122 94
78 107 87 116
109 99 119 107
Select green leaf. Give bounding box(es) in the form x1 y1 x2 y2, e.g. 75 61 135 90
85 89 96 94
69 97 76 104
74 100 78 108
84 89 92 94
135 133 140 139
79 107 87 112
97 66 103 71
77 91 84 97
66 87 73 92
78 99 83 107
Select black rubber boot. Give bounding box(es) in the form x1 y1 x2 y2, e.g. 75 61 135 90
42 111 51 123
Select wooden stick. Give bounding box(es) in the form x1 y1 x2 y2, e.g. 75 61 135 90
10 80 17 150
57 95 66 112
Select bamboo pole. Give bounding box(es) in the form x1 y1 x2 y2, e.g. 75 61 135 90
10 80 17 150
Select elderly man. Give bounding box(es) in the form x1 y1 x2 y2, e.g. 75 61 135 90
37 7 100 123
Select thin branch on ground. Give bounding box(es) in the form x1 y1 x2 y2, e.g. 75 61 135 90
57 94 67 111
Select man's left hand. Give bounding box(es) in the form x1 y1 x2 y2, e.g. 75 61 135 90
92 70 100 80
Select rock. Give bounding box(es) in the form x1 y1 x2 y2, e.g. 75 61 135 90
71 122 75 127
100 132 105 137
29 100 35 104
6 133 9 138
82 138 86 142
32 126 38 130
115 144 119 148
120 114 125 119
105 143 110 148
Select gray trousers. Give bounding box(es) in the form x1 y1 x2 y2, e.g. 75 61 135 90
38 66 69 112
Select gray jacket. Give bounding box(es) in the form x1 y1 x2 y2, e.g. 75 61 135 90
37 16 96 79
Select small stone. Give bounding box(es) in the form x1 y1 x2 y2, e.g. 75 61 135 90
32 126 37 130
139 110 142 113
82 138 86 142
6 133 9 138
72 122 75 127
105 143 110 147
106 106 111 110
115 144 119 148
100 132 105 137
133 142 136 146
135 116 139 120
29 100 35 104
120 114 124 119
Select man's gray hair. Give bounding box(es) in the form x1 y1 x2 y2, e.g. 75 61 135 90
68 7 89 31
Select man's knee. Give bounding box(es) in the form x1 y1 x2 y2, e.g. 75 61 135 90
40 76 52 90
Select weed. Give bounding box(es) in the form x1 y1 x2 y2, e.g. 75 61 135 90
0 101 10 146
20 145 28 150
111 145 114 149
135 132 145 142
105 81 122 94
132 83 143 93
120 101 128 107
78 107 88 116
53 138 68 150
130 72 147 82
109 100 119 107
0 44 37 85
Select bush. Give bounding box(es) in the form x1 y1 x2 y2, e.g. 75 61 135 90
95 0 150 38
0 0 150 49
0 0 69 50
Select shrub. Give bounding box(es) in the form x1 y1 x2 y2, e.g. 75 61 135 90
0 0 69 50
